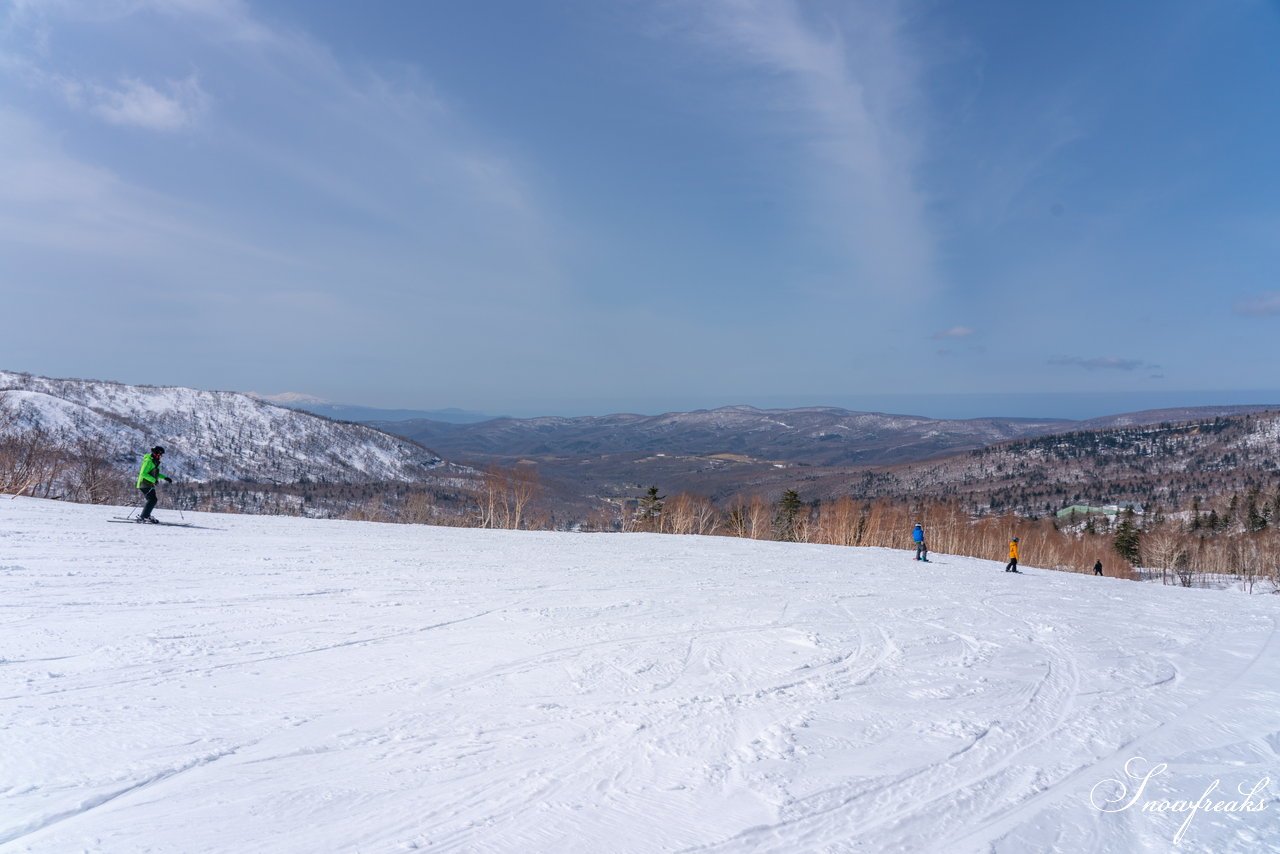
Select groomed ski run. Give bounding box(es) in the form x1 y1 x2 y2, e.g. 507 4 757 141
2 497 1278 853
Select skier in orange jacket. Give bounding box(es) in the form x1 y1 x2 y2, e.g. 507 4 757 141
1005 538 1020 573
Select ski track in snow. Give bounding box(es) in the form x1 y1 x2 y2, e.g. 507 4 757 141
1 498 1279 853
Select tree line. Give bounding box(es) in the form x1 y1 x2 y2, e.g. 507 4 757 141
4 406 1278 591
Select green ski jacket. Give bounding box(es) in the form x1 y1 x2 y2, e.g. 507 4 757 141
136 454 168 489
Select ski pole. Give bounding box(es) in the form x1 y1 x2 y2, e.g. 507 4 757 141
126 491 144 520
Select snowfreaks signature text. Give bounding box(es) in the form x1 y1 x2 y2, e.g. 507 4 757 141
1090 757 1271 844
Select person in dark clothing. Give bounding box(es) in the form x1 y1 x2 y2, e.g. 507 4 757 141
1005 538 1020 572
912 523 928 561
136 446 172 522
1094 559 1103 576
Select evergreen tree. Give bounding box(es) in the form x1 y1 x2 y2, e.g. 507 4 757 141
774 489 805 542
1246 488 1267 533
1224 493 1239 530
1113 510 1141 564
636 486 665 531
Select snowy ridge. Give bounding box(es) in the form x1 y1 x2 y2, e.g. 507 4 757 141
0 371 446 484
375 405 1076 467
871 411 1280 498
2 496 1278 853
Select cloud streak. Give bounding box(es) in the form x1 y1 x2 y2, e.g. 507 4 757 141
83 75 208 130
682 0 937 298
0 0 572 396
0 0 554 276
1049 356 1159 372
1234 292 1280 317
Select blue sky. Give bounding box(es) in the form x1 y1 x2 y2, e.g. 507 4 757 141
1 0 1277 419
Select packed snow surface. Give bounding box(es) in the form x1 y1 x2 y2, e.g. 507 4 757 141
2 497 1278 853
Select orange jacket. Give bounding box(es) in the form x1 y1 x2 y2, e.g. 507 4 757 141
1009 541 1019 560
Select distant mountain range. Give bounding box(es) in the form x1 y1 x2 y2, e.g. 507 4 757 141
6 370 1279 520
0 371 450 485
370 406 1065 466
250 393 497 424
367 403 1280 511
368 404 1280 468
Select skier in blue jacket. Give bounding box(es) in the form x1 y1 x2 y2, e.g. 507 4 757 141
912 523 928 561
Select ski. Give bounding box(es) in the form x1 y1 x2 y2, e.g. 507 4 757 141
108 518 196 528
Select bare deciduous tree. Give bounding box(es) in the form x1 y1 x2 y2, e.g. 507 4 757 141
66 437 124 504
399 490 438 525
1143 528 1188 586
476 463 541 530
0 412 67 498
723 495 772 540
665 492 719 536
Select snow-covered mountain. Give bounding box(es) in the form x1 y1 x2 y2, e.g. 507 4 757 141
763 408 1280 515
373 405 1077 467
367 403 1280 513
0 371 447 484
1074 404 1280 431
3 496 1278 853
378 404 1280 468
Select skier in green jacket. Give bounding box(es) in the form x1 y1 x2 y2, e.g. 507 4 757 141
136 446 173 522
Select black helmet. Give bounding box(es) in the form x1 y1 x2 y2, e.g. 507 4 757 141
151 446 166 455
1012 537 1019 542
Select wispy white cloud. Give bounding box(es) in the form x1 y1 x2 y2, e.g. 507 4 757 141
3 0 274 45
1 6 210 133
932 325 975 340
148 0 279 45
675 0 937 298
0 0 549 253
1234 291 1280 317
1049 356 1158 372
0 0 565 382
0 107 297 264
957 103 1087 230
80 74 208 130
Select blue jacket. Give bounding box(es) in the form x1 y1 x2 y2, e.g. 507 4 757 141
912 525 924 543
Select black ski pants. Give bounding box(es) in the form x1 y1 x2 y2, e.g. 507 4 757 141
1005 558 1018 572
139 485 158 519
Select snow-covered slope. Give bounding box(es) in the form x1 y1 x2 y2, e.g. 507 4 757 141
2 497 1277 853
0 371 444 483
